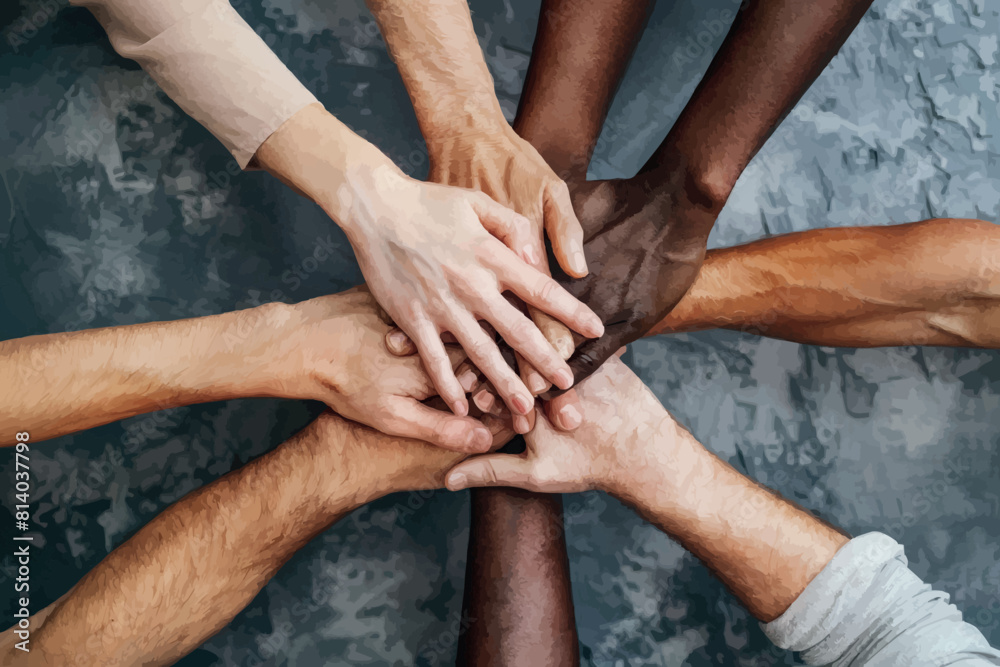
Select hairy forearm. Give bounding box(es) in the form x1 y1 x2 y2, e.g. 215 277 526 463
650 219 1000 347
457 489 578 665
17 413 373 667
366 0 506 143
513 0 652 176
9 411 509 666
0 305 282 445
610 421 847 622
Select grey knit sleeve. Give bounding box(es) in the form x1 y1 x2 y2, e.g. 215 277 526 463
762 532 1000 666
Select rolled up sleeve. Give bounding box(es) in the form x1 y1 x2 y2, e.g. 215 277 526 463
72 0 318 168
763 532 1000 666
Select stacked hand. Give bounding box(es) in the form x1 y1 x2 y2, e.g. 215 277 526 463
546 164 720 389
237 287 490 451
443 355 699 498
426 117 590 399
384 163 721 431
255 104 604 428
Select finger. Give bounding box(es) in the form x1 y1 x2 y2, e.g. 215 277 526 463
469 192 541 269
472 387 496 414
543 180 587 278
477 295 574 391
455 361 480 394
491 247 604 339
445 454 538 491
448 311 535 417
385 329 472 357
408 318 469 417
384 399 493 452
518 351 550 396
543 388 583 431
540 321 632 401
407 339 470 400
385 328 417 356
529 307 574 360
513 413 531 435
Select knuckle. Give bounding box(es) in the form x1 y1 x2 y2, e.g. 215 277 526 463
536 276 558 303
482 462 499 485
467 337 495 362
507 317 538 347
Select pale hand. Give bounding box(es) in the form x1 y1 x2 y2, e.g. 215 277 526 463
341 166 603 420
444 356 679 494
429 123 587 403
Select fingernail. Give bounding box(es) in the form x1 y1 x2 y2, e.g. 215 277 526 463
559 404 582 430
513 414 530 434
449 473 468 490
528 373 548 395
473 389 494 412
523 244 540 266
471 427 492 451
452 400 469 417
570 249 587 275
511 394 532 415
554 368 574 390
387 330 408 350
458 369 477 392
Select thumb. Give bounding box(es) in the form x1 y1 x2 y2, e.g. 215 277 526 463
544 180 587 278
385 327 418 356
445 454 537 491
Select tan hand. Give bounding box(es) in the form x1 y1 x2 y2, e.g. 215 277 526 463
254 287 492 451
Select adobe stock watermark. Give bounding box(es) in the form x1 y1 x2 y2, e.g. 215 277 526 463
5 0 66 53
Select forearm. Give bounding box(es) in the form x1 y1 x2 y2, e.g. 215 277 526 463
17 412 377 667
609 421 847 622
0 305 279 445
643 0 874 203
513 0 652 176
649 220 1000 348
366 0 507 145
9 409 511 666
457 488 578 666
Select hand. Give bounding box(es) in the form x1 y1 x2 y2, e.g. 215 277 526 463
429 123 588 280
543 166 719 394
342 166 603 420
253 105 602 422
382 164 719 430
315 401 517 503
428 121 586 402
444 355 688 495
251 287 493 451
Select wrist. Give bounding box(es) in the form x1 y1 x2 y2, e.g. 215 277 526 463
640 142 736 216
276 413 377 517
423 103 511 154
256 103 405 230
333 417 466 501
199 302 298 400
601 417 717 511
318 151 409 244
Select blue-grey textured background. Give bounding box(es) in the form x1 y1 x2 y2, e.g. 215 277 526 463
1 0 999 664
